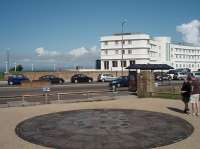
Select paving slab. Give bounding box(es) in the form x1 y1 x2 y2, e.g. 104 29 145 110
0 95 199 149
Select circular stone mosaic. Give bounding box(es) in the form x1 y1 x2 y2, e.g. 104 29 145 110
16 109 193 149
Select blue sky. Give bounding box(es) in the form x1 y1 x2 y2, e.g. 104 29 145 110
0 0 200 70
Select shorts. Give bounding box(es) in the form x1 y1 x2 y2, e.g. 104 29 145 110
190 94 200 104
182 95 190 103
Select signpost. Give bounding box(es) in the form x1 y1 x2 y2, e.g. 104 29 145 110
42 87 50 104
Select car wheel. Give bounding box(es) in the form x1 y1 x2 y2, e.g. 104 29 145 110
9 81 13 85
75 80 78 83
117 83 120 87
59 80 63 84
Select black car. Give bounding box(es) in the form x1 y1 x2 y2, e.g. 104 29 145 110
109 76 129 88
39 75 64 84
71 74 93 83
154 72 172 81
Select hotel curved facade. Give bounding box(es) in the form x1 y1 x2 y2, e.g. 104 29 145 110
100 33 200 71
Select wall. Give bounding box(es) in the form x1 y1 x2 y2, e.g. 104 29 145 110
6 70 129 81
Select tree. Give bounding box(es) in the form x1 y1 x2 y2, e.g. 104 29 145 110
9 64 23 72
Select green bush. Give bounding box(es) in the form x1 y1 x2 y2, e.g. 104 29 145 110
0 72 4 80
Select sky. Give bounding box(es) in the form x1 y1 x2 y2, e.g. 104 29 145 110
0 0 200 71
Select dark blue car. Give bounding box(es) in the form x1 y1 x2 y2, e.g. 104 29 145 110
7 74 29 85
109 76 129 88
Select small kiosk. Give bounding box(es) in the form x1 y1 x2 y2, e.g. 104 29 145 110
126 64 173 97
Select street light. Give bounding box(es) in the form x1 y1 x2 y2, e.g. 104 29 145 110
121 19 127 76
5 61 8 73
31 64 34 71
53 64 56 72
14 62 17 72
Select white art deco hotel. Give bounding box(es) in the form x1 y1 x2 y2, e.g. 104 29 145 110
100 33 200 71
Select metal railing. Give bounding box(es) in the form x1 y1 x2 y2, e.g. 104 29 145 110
0 88 126 108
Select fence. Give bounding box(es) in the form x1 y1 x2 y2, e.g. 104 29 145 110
0 89 127 108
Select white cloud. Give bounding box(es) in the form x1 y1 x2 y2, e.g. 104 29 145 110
69 46 98 58
33 46 99 68
35 47 60 56
176 19 200 45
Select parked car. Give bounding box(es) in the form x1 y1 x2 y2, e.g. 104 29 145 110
167 70 178 80
71 74 93 83
97 73 117 82
109 76 129 88
154 72 172 81
176 72 188 80
39 75 64 84
192 71 200 79
167 68 191 80
7 74 29 85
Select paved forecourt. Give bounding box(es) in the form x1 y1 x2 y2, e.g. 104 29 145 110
0 95 199 149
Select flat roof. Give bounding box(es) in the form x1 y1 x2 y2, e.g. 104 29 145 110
126 64 174 70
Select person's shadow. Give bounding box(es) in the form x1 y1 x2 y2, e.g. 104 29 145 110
167 107 185 114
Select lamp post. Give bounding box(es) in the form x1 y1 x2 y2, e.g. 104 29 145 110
53 64 56 72
121 19 127 76
14 62 17 72
31 64 34 71
5 61 8 73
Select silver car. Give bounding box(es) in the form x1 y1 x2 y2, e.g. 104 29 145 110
97 74 117 82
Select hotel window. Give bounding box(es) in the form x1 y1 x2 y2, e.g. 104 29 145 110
115 50 119 54
121 60 127 67
192 64 194 68
122 50 125 54
183 64 185 67
128 40 132 45
104 50 108 55
128 49 132 54
176 55 178 58
180 64 182 68
122 40 125 45
115 41 119 45
104 41 108 45
176 64 178 68
112 61 118 67
130 60 135 65
104 61 109 70
189 64 191 67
